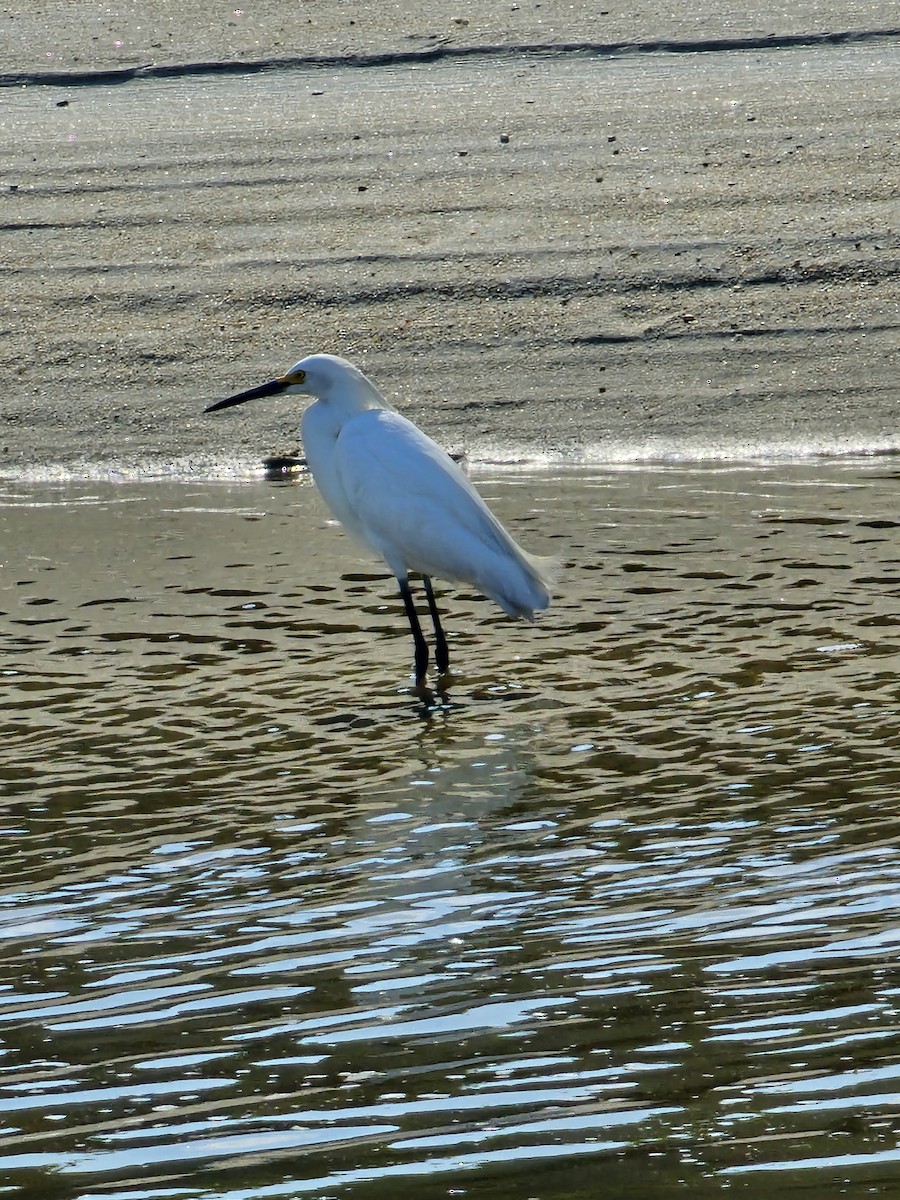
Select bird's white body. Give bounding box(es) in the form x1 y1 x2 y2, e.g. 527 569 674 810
298 358 553 619
207 353 555 682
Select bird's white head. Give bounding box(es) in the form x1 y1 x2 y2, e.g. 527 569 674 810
206 353 390 416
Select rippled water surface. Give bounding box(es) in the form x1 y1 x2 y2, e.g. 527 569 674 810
1 461 899 1199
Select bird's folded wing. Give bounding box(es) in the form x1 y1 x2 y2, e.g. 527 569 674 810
332 409 519 583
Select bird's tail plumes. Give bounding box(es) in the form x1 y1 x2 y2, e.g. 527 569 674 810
493 547 561 621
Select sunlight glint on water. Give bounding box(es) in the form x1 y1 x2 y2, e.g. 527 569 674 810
1 461 899 1199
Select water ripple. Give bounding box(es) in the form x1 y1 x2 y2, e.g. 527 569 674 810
1 462 899 1196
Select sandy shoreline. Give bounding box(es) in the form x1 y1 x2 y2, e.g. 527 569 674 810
1 3 897 478
6 1 899 77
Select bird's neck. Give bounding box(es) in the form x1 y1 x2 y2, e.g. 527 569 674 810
328 375 393 415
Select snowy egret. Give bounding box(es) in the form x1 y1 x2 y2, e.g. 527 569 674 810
206 354 556 685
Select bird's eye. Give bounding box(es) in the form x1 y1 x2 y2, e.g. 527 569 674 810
283 369 305 385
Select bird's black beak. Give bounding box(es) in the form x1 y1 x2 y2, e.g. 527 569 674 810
205 376 290 413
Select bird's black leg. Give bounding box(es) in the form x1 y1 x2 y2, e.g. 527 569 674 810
399 578 429 684
423 575 450 676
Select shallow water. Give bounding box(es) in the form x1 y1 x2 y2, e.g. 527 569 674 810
1 460 899 1199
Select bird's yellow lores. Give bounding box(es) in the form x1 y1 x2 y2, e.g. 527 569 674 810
206 354 557 685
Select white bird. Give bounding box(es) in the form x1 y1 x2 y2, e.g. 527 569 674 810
206 353 556 685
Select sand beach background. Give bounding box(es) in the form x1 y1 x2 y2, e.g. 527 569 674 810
1 2 897 476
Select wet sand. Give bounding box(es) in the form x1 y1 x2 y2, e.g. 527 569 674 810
1 2 897 476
